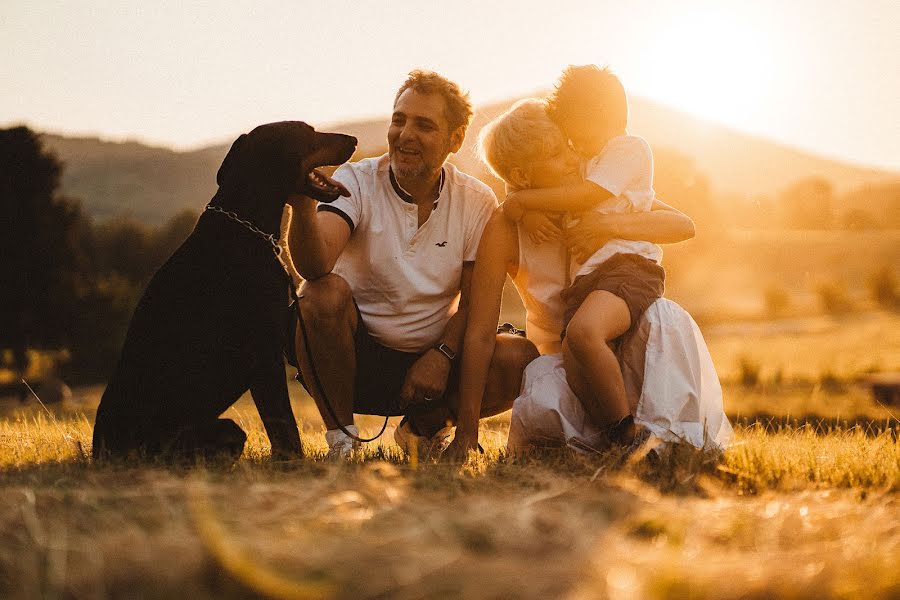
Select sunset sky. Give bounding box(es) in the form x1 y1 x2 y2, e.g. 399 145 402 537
3 0 898 170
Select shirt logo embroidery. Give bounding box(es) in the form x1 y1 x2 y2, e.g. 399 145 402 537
435 241 448 247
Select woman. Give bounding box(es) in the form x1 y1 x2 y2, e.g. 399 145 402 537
445 100 732 460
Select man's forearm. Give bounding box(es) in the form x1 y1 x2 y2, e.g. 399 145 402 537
288 201 333 279
435 303 467 361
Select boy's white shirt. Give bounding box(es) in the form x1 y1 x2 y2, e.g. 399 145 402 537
571 133 663 278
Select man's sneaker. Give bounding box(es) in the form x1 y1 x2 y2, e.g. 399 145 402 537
394 418 453 461
325 426 360 460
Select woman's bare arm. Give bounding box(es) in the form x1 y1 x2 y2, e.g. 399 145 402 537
507 181 611 213
450 210 518 453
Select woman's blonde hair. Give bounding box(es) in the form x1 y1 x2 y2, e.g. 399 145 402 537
477 98 566 184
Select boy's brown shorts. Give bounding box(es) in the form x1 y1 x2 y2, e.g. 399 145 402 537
560 253 665 338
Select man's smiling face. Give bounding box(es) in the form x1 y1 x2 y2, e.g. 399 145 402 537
388 89 462 182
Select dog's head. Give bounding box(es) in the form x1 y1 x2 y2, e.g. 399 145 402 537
216 121 357 204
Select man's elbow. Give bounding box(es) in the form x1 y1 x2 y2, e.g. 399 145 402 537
296 260 333 281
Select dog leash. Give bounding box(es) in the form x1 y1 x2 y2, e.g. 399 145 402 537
205 204 388 444
295 303 389 443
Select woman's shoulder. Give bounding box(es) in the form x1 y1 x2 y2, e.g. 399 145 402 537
483 207 517 240
477 208 519 264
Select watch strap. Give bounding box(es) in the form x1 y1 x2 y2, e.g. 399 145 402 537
434 343 456 361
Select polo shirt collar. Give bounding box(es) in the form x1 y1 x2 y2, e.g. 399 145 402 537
389 166 445 205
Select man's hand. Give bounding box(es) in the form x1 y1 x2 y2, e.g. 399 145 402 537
399 349 452 409
522 212 563 245
566 212 614 263
442 431 478 463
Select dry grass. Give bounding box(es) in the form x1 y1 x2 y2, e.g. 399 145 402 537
1 311 898 599
0 399 898 599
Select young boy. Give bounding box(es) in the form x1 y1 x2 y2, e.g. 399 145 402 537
503 64 666 446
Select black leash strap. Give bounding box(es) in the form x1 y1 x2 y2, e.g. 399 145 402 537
295 299 389 443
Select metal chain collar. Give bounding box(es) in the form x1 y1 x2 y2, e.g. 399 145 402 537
204 204 296 298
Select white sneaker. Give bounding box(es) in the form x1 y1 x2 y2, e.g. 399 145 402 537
325 426 360 460
394 418 453 461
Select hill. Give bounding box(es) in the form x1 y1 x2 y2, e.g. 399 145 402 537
42 134 227 224
36 94 898 225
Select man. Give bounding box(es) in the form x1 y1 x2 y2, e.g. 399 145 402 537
286 70 538 459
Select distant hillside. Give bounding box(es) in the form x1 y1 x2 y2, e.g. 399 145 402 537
42 134 229 224
38 94 898 225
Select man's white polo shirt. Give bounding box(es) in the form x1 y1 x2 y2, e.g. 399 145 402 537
317 154 497 353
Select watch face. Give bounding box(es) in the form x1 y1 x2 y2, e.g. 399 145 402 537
438 344 456 359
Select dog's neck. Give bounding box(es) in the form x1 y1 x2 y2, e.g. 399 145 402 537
209 188 283 239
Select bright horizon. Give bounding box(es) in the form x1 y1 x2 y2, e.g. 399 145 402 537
3 0 899 171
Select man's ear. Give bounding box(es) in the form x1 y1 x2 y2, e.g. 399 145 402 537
508 166 530 189
448 126 465 154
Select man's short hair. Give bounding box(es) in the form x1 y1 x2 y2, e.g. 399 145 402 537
478 99 566 184
546 64 628 131
395 69 474 134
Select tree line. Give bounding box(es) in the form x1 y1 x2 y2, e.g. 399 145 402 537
1 126 197 387
2 125 897 389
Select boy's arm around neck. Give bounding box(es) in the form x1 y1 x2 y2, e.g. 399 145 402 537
510 180 613 213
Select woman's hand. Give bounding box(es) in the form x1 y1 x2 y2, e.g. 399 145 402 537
442 430 479 463
566 212 614 262
522 212 563 245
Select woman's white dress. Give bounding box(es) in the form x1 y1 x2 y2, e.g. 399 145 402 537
507 227 733 453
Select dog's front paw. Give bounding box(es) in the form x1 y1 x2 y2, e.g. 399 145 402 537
270 441 305 462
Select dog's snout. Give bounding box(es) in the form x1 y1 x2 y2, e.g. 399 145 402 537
333 133 358 153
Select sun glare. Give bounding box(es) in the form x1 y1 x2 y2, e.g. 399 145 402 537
635 11 776 127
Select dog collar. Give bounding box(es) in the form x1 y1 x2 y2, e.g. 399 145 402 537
204 204 298 300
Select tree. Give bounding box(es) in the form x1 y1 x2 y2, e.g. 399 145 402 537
0 127 87 391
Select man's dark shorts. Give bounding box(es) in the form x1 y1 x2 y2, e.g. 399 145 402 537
560 252 665 337
284 304 459 417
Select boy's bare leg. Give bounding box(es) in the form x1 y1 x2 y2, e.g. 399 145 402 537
409 334 538 437
294 274 358 430
561 290 631 428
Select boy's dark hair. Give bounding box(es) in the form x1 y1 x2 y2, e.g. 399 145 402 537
395 69 474 134
546 64 628 131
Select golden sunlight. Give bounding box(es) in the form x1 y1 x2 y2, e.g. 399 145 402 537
637 10 777 126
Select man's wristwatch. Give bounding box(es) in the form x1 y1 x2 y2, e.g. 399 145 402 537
433 343 457 362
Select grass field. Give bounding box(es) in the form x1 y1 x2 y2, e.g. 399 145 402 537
1 311 899 599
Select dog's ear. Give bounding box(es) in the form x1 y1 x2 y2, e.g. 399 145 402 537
217 134 248 186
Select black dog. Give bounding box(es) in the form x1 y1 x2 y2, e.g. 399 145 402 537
92 121 357 462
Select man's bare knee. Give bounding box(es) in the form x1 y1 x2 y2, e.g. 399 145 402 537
490 334 539 391
298 274 354 323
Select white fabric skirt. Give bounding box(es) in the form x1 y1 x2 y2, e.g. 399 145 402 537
507 298 733 453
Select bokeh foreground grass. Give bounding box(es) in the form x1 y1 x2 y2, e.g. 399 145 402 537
1 409 898 599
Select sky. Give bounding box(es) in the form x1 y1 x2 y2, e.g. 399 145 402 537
2 0 899 170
